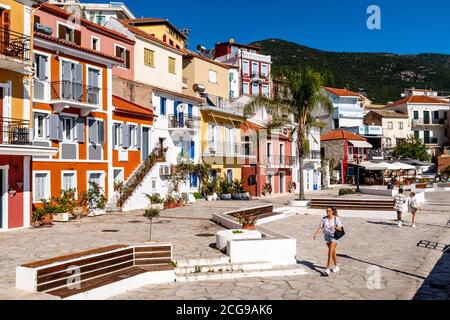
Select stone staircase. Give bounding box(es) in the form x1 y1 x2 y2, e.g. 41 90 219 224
106 146 167 212
174 256 308 282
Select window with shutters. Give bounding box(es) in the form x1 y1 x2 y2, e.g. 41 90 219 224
160 97 167 116
33 112 48 140
144 49 154 67
33 53 49 100
87 172 105 190
115 45 129 68
129 125 137 148
61 60 83 101
113 123 122 148
57 23 79 44
87 67 101 105
88 119 105 145
62 116 75 141
91 36 100 51
33 172 50 202
168 57 176 74
62 172 77 192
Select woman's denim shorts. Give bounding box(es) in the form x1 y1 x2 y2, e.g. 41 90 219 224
324 234 338 243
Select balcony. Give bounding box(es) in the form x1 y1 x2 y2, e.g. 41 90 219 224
264 155 296 167
240 50 271 64
201 94 245 117
412 119 448 127
0 27 31 72
168 115 200 130
333 106 363 119
425 137 438 145
50 81 101 116
0 118 31 146
307 150 321 160
202 140 244 157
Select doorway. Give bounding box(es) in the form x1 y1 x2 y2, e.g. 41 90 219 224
279 171 285 193
142 127 150 161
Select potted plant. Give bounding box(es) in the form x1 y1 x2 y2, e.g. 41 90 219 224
143 208 160 241
8 185 16 197
36 200 62 226
31 208 43 228
288 181 296 193
231 179 245 200
262 183 272 196
86 182 107 216
219 178 232 200
203 180 217 201
52 189 76 221
145 193 164 210
235 212 258 230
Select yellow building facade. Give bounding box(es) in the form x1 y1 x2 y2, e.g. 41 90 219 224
182 52 245 183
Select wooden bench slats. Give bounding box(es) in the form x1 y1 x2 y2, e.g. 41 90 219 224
22 245 128 268
134 258 172 266
37 253 134 284
134 246 171 252
134 252 171 259
38 260 134 292
36 248 134 276
47 266 147 299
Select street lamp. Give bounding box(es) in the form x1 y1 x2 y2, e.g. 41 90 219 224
356 155 364 193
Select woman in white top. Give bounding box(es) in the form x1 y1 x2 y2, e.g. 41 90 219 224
313 206 344 276
407 192 420 228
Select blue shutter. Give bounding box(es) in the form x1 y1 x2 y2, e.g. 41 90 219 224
174 100 178 118
179 111 184 127
136 125 141 149
190 140 195 160
188 104 193 118
190 173 198 188
160 98 166 115
76 118 84 143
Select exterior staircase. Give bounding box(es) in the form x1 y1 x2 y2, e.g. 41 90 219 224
106 146 167 212
174 256 308 282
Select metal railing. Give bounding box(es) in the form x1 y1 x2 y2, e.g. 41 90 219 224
202 140 243 156
0 27 30 62
50 81 101 105
168 115 199 129
202 93 246 115
412 119 448 126
264 155 296 166
425 137 438 145
308 150 321 160
0 118 31 145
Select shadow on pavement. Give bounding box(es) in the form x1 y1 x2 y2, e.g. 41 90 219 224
337 253 427 280
414 249 450 300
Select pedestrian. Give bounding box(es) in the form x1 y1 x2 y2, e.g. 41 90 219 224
313 206 344 276
393 188 407 227
407 192 420 228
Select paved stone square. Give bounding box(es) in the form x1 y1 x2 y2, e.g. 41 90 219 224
0 189 449 300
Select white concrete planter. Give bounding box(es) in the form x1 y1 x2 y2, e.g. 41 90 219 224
88 209 106 217
288 200 310 207
53 212 70 222
216 229 262 251
207 195 214 201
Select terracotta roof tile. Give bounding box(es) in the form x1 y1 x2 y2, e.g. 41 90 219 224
388 95 448 107
113 96 154 117
367 110 409 119
34 32 123 63
321 129 367 142
323 87 360 97
121 18 187 39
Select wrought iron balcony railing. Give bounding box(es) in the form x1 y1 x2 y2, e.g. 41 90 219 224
202 140 243 156
50 81 101 106
0 27 30 62
264 155 296 166
168 115 200 129
0 118 31 145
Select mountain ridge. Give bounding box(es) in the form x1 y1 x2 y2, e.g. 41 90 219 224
250 38 450 104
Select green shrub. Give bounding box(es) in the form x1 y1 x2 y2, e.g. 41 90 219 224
338 188 356 196
145 193 164 204
193 192 203 199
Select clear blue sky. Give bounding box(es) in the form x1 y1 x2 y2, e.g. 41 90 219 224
94 0 450 54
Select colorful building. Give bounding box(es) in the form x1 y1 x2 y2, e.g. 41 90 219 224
31 3 133 208
214 40 272 98
0 0 57 230
105 18 203 209
320 129 372 184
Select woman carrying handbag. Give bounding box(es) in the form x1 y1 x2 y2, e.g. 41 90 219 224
313 206 345 276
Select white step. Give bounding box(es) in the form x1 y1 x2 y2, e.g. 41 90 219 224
175 265 308 282
175 261 272 275
176 256 231 267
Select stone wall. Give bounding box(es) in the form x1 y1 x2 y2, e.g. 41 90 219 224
113 76 154 109
321 139 345 170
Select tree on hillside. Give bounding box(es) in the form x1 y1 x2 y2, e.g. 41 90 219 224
244 67 332 201
393 136 431 162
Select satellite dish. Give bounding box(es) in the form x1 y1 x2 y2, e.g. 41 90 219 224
197 45 206 52
229 38 235 43
177 103 186 113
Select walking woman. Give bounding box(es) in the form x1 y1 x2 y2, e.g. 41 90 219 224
407 192 420 228
394 188 407 227
313 206 344 276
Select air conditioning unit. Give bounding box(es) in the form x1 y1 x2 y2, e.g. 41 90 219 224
159 165 171 176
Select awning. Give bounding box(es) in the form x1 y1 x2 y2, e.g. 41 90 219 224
359 161 388 170
348 140 373 148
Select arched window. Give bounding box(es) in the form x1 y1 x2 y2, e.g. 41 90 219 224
163 34 167 42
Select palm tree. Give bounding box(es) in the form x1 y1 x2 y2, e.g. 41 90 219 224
244 67 332 200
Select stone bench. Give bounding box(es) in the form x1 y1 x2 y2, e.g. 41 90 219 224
16 243 175 300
